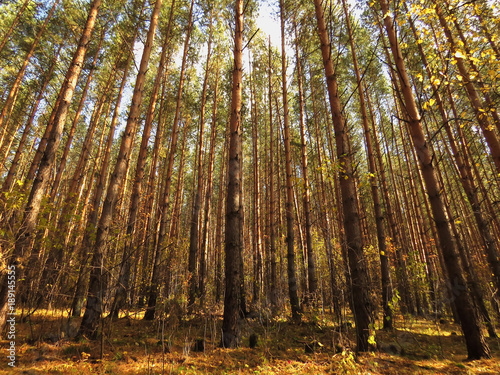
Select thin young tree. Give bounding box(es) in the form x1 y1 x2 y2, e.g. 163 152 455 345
293 21 317 303
188 7 214 307
280 0 301 321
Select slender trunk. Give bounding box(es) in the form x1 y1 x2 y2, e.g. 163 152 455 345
294 23 317 302
0 0 102 336
377 0 490 359
432 1 500 174
222 0 244 348
1 43 61 193
0 0 31 54
314 0 373 351
215 132 228 303
0 0 59 147
111 0 175 318
342 0 393 328
280 0 301 322
267 37 278 312
78 0 162 338
409 15 500 313
199 64 220 305
50 34 104 201
188 11 213 307
249 57 263 305
143 0 194 321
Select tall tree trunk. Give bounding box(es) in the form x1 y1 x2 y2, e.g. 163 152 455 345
199 63 220 305
294 22 317 303
0 0 102 336
1 43 61 193
71 41 135 316
432 1 500 174
110 0 175 319
341 0 393 329
222 0 244 348
280 0 301 322
49 33 104 201
409 15 500 315
249 57 263 305
143 0 194 321
78 0 162 338
377 0 490 359
188 10 213 308
314 0 373 351
267 37 278 312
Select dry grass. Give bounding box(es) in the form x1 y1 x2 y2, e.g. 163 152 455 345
1 308 500 374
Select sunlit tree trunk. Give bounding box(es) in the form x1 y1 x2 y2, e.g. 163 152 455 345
0 0 59 153
0 0 102 336
314 0 373 351
78 0 162 338
1 44 61 193
432 1 500 173
294 22 317 303
144 0 194 321
199 63 220 305
111 0 175 318
378 0 490 359
341 0 393 329
0 0 30 54
249 58 263 304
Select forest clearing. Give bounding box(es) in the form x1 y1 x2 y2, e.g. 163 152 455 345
1 0 500 372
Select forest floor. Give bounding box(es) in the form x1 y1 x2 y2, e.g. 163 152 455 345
1 307 500 374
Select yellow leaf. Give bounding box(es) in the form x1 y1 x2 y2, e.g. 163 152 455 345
454 50 466 59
